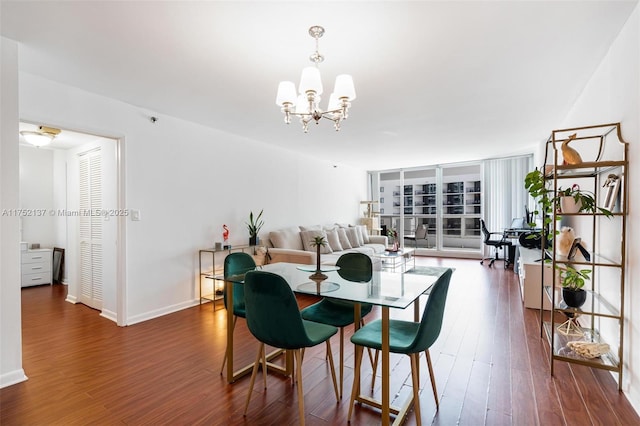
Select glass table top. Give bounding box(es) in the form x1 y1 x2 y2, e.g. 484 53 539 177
226 262 447 310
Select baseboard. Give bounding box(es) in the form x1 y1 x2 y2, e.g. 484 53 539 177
0 369 28 389
65 294 77 304
126 299 199 326
100 309 117 323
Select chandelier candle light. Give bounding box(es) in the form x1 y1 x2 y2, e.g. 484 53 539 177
275 26 356 132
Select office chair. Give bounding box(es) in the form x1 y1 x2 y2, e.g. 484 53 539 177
242 271 339 425
219 252 256 374
348 268 453 424
480 219 511 268
300 253 374 399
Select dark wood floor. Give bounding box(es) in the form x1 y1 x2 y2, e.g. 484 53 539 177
2 257 638 425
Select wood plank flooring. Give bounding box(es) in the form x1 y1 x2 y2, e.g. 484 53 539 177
2 257 638 425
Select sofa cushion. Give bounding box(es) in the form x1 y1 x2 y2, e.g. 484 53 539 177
269 227 303 250
337 228 352 249
325 228 343 252
358 225 371 243
300 230 333 254
300 224 322 231
352 226 365 246
345 227 361 247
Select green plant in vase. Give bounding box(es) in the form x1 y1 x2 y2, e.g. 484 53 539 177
309 235 328 281
246 210 264 246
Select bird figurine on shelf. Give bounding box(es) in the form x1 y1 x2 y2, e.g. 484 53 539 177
561 133 583 165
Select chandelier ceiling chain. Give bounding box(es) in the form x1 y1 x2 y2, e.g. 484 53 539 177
275 26 356 133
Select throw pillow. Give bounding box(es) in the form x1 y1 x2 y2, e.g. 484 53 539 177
325 229 343 252
300 230 333 254
358 225 371 243
345 227 361 247
269 227 303 250
300 225 323 231
337 228 352 249
351 226 365 246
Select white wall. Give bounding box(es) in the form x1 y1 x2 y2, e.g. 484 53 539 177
0 37 27 388
18 72 368 325
560 3 640 411
18 145 54 247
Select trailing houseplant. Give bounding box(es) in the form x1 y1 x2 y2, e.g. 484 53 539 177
556 184 612 217
246 210 264 246
559 265 591 308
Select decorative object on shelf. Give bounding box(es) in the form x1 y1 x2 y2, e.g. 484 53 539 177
246 209 264 246
560 265 590 308
309 236 328 281
556 227 576 257
275 25 356 133
215 242 222 250
561 133 583 165
556 184 612 217
20 125 61 147
387 228 399 252
567 341 610 359
603 173 621 212
222 224 230 249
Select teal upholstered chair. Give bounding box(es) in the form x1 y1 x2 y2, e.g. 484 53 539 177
347 268 453 424
300 252 374 398
219 252 256 374
242 270 339 425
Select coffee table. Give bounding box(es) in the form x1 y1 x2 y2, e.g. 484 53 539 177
373 248 415 272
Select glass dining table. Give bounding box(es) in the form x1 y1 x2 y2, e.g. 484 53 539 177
221 262 447 426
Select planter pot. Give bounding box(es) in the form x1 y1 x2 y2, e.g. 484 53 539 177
249 236 258 246
562 288 587 308
560 196 582 214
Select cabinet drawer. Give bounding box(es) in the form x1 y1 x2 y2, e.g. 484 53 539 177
21 272 51 287
22 251 52 264
21 262 51 275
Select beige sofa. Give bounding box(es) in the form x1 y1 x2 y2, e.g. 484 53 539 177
265 224 388 265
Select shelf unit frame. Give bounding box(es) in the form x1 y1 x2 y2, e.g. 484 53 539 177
539 122 628 390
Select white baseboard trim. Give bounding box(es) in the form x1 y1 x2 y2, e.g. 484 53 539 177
0 369 28 388
126 299 199 326
65 294 77 304
100 309 117 323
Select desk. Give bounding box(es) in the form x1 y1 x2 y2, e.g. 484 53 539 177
224 262 445 426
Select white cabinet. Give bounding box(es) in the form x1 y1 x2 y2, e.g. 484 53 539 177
21 248 52 287
517 247 552 310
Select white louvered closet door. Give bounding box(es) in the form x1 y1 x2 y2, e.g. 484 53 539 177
79 149 103 309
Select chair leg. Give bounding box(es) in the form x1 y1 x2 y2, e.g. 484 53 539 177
293 349 306 426
410 353 422 426
220 316 238 374
326 340 340 402
348 344 365 422
338 327 344 399
425 349 439 409
371 349 380 390
262 346 267 389
243 343 265 416
360 319 375 368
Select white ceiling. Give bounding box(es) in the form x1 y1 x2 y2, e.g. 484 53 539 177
2 1 637 170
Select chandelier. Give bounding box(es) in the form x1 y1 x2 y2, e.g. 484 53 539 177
275 26 356 133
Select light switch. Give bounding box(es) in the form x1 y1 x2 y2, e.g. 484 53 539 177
131 209 141 221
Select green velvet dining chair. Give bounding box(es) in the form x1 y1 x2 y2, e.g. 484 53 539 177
242 270 339 425
347 268 453 425
219 252 256 374
300 252 374 399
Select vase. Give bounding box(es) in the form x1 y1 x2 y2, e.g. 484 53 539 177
560 196 582 214
249 236 258 246
562 288 587 308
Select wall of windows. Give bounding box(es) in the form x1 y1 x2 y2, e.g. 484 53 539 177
370 155 532 258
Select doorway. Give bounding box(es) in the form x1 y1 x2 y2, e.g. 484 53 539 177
19 122 123 322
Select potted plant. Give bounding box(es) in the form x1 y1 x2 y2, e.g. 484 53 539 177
556 184 612 217
246 210 264 246
309 236 328 281
559 265 591 308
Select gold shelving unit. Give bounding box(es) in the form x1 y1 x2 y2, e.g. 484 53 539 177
539 123 628 390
